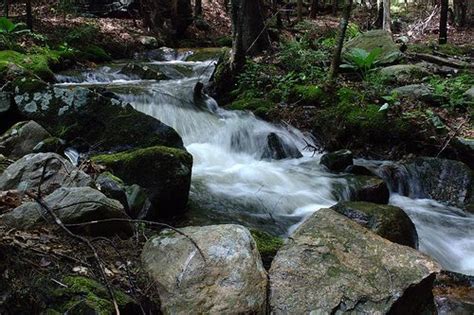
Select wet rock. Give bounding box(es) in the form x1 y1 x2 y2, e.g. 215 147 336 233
344 30 403 65
261 132 302 160
453 137 474 169
345 164 374 176
404 157 474 210
0 154 13 174
331 201 418 248
0 152 92 195
1 187 133 236
96 172 128 211
32 137 66 154
134 47 180 61
464 86 474 101
320 149 353 172
120 63 167 80
351 176 390 204
433 271 474 315
92 146 193 219
0 121 51 159
138 36 159 48
269 208 440 314
380 64 431 84
125 184 152 219
12 85 184 153
141 224 267 314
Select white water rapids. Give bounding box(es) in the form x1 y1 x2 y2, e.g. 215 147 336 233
56 52 474 276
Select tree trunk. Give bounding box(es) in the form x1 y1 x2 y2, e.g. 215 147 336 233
3 0 8 17
297 0 303 21
230 0 270 71
332 0 338 15
25 0 33 30
310 0 318 18
453 0 467 26
382 0 391 32
328 0 353 82
194 0 202 17
439 0 448 44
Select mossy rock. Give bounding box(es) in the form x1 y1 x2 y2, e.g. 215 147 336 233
331 201 418 248
344 30 403 65
78 45 112 63
0 50 57 81
92 146 193 219
380 64 431 84
13 86 184 152
290 85 324 104
48 276 135 314
229 97 275 116
184 47 228 62
251 229 284 269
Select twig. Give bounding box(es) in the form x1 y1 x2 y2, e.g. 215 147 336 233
436 120 467 157
26 191 121 315
64 218 206 262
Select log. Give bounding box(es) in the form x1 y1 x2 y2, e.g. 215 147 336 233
410 53 474 70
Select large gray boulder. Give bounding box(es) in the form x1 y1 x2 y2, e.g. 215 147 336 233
269 208 440 314
392 84 438 103
0 152 92 195
141 224 267 314
12 85 184 153
0 121 51 159
351 176 390 204
261 132 302 160
380 64 431 84
0 187 133 237
320 149 353 172
344 30 403 65
331 201 418 248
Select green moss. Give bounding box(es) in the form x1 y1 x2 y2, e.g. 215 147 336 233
291 85 324 104
216 36 232 47
92 146 191 169
229 97 274 113
0 50 55 80
251 229 284 269
12 76 48 93
49 276 133 314
185 47 226 62
78 45 112 63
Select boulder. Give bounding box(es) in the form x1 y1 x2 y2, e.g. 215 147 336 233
344 30 403 65
351 176 390 204
331 201 418 248
261 132 303 160
134 47 180 61
141 224 267 314
320 149 353 172
0 187 133 237
392 84 438 103
0 152 92 195
453 137 474 169
119 63 167 80
0 121 51 159
269 208 440 314
464 86 474 102
404 157 474 210
12 85 184 153
32 137 66 154
138 36 159 48
345 164 374 176
380 64 431 84
92 146 193 219
0 154 13 174
433 271 474 314
125 184 152 219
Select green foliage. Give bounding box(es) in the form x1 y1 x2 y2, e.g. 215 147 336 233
290 85 324 104
0 50 58 80
429 74 474 110
278 38 327 79
0 17 30 50
341 48 383 78
65 24 100 45
250 229 284 269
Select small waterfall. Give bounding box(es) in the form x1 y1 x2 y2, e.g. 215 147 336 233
55 51 474 275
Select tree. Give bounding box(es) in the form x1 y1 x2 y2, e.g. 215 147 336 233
194 0 202 17
297 0 303 22
332 0 338 16
25 0 33 30
230 0 270 71
309 0 318 19
3 0 8 17
328 0 354 82
439 0 448 44
382 0 391 32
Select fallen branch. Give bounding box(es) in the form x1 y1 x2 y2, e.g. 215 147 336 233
436 120 468 157
409 53 474 70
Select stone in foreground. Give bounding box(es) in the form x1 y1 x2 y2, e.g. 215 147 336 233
141 224 267 315
0 152 92 195
269 208 440 314
320 149 353 172
0 121 51 159
1 187 133 237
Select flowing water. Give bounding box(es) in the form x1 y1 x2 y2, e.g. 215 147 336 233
56 50 474 275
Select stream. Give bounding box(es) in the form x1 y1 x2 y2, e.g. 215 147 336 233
56 50 474 276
